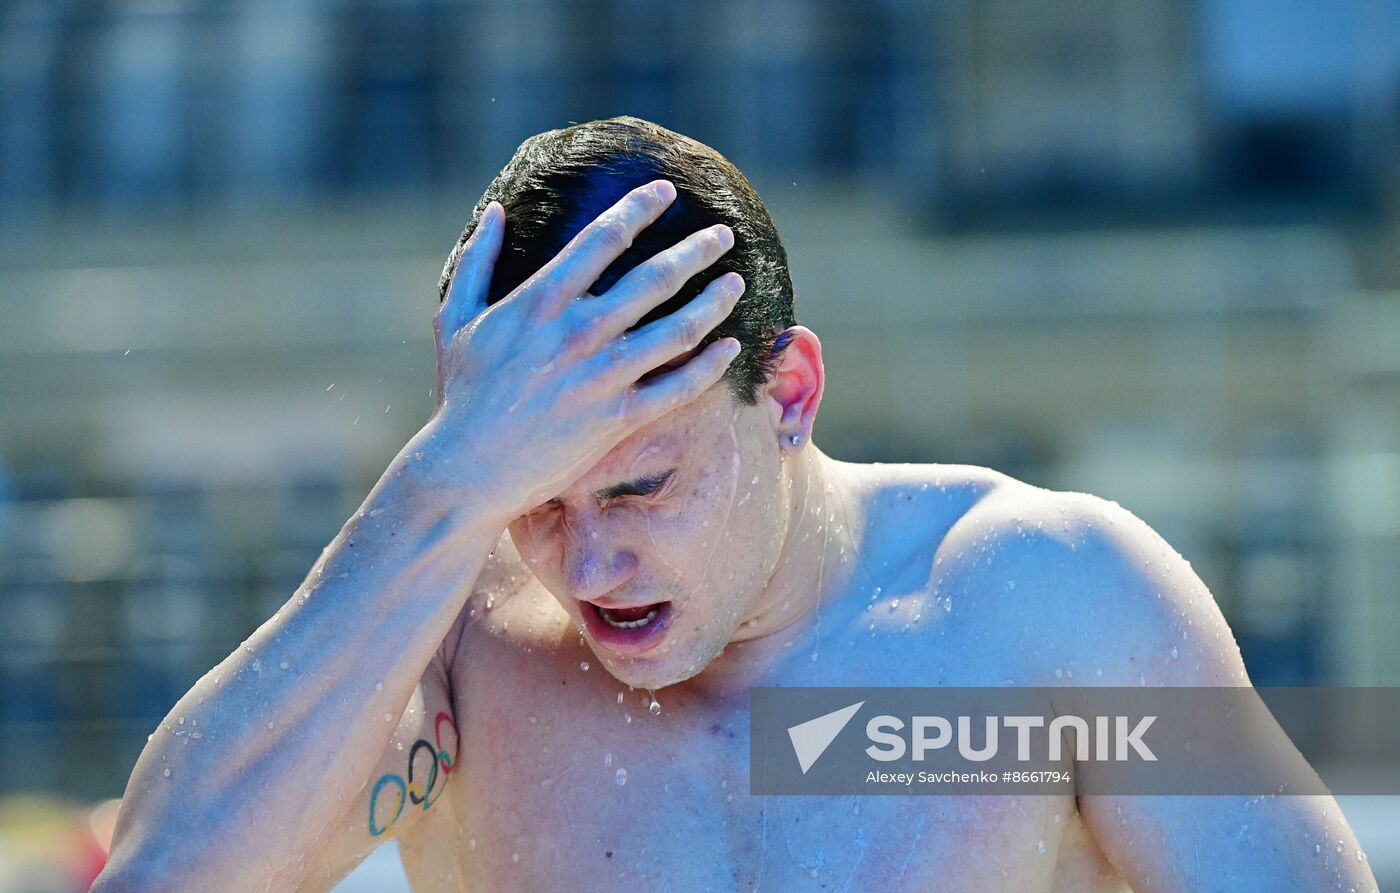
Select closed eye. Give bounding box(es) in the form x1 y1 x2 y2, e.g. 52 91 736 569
601 469 674 502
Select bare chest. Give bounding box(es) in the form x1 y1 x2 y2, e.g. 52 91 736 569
401 595 1109 892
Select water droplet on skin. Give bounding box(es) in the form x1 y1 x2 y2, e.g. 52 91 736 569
162 768 171 778
384 713 394 722
648 694 661 716
279 661 289 671
1170 645 1180 660
267 721 274 729
615 768 628 786
604 752 613 767
810 650 820 662
1095 667 1104 678
1038 840 1047 854
178 717 185 725
580 660 590 671
1054 667 1064 679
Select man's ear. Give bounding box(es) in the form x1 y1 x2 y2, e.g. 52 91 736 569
763 326 824 450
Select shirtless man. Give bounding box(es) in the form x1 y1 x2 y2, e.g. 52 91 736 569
94 117 1377 892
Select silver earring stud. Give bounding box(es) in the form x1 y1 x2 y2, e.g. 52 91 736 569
789 433 801 446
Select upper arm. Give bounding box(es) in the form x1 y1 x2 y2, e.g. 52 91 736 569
287 528 527 891
955 489 1377 892
287 621 463 892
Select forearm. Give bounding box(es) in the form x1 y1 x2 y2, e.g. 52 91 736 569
97 421 504 891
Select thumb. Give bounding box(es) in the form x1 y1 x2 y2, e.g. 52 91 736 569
441 201 505 339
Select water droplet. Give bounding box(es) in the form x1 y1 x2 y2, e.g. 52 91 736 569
617 692 625 705
162 768 171 778
375 681 383 691
647 693 661 716
604 752 613 767
580 660 590 671
615 768 628 786
279 661 289 671
1038 840 1046 854
178 716 185 725
1054 667 1064 679
384 713 394 723
810 650 820 662
1170 645 1180 660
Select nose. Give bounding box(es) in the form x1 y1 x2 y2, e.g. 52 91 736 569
561 516 639 603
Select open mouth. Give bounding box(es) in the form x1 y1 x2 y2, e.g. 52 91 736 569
581 599 673 654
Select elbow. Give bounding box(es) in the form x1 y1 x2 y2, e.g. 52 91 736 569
92 845 188 893
90 859 160 893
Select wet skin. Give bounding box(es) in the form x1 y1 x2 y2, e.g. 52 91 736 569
387 440 1373 892
93 179 1376 893
395 449 1141 892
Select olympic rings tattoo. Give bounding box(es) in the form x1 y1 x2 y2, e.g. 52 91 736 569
368 710 459 837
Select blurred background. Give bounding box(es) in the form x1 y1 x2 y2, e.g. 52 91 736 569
1 0 1399 890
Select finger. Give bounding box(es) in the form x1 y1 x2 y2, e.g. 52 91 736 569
441 201 505 339
587 272 744 390
577 222 734 350
527 179 676 319
621 336 742 426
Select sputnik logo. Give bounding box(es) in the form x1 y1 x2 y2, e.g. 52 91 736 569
787 701 864 773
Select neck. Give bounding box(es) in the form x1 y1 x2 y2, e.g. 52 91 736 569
729 443 864 650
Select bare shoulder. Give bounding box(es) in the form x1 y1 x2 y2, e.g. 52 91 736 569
930 479 1250 687
436 527 541 671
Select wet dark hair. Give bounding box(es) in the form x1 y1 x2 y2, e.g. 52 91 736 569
438 115 797 405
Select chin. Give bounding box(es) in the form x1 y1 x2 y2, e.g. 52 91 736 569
598 645 715 691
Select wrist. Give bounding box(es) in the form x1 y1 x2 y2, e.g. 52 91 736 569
378 415 521 534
